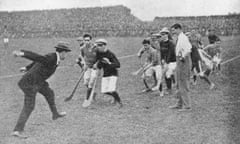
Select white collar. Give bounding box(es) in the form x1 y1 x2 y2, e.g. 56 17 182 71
56 52 60 65
178 32 184 37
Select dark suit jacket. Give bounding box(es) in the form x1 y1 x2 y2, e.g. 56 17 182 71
18 50 58 88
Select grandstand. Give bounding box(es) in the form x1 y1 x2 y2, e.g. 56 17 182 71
0 5 144 38
152 15 240 36
0 5 239 38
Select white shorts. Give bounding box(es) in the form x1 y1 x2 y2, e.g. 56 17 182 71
212 56 221 65
165 62 176 78
101 76 118 93
3 38 9 43
83 68 98 88
204 58 214 69
142 65 162 79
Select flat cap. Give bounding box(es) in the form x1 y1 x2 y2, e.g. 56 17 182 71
95 39 108 45
54 41 71 52
76 37 83 41
152 32 161 37
160 27 170 34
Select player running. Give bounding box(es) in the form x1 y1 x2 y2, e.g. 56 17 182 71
186 31 215 89
77 34 98 107
94 39 123 108
136 39 163 96
159 27 176 94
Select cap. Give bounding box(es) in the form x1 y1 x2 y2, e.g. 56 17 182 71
76 37 83 41
54 41 71 52
160 27 170 34
95 39 108 45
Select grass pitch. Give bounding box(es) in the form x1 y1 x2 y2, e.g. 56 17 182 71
0 36 240 144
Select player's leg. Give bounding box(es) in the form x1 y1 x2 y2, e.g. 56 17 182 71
83 68 92 104
86 69 98 101
38 82 66 120
153 65 164 96
141 68 152 92
13 84 37 137
165 62 176 90
101 76 122 108
191 62 198 85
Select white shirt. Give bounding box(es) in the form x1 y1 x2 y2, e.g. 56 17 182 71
175 32 192 57
56 52 60 65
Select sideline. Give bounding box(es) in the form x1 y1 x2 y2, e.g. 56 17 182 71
1 53 240 80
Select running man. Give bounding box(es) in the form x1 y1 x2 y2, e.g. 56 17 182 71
94 39 123 108
77 34 98 107
186 31 215 89
137 39 163 96
159 27 176 94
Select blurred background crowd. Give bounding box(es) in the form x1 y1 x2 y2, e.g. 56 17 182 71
0 5 239 38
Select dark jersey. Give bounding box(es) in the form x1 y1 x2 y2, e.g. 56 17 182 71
208 34 220 44
96 50 120 77
160 40 176 63
190 46 201 72
191 46 201 63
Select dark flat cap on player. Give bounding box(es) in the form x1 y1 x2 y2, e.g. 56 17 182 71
142 39 150 44
185 32 191 37
152 32 161 37
83 33 92 39
160 27 170 34
76 37 83 41
54 42 71 52
95 39 108 45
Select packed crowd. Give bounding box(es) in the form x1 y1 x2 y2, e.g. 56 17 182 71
152 15 240 36
0 5 239 38
0 5 144 38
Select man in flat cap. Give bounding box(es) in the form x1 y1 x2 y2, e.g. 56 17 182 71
94 39 123 108
159 27 176 95
11 41 71 138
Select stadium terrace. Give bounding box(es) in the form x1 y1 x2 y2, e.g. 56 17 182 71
0 5 239 38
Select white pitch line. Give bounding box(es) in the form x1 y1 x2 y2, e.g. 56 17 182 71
0 73 23 79
0 54 137 80
1 53 239 80
118 54 136 59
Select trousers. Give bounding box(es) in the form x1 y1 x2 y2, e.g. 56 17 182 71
175 55 191 107
14 81 58 131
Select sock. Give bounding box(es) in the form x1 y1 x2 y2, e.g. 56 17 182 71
204 69 211 77
200 76 211 85
171 75 175 84
143 79 149 89
165 77 172 89
159 84 162 92
86 88 92 100
193 75 197 82
106 92 121 103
